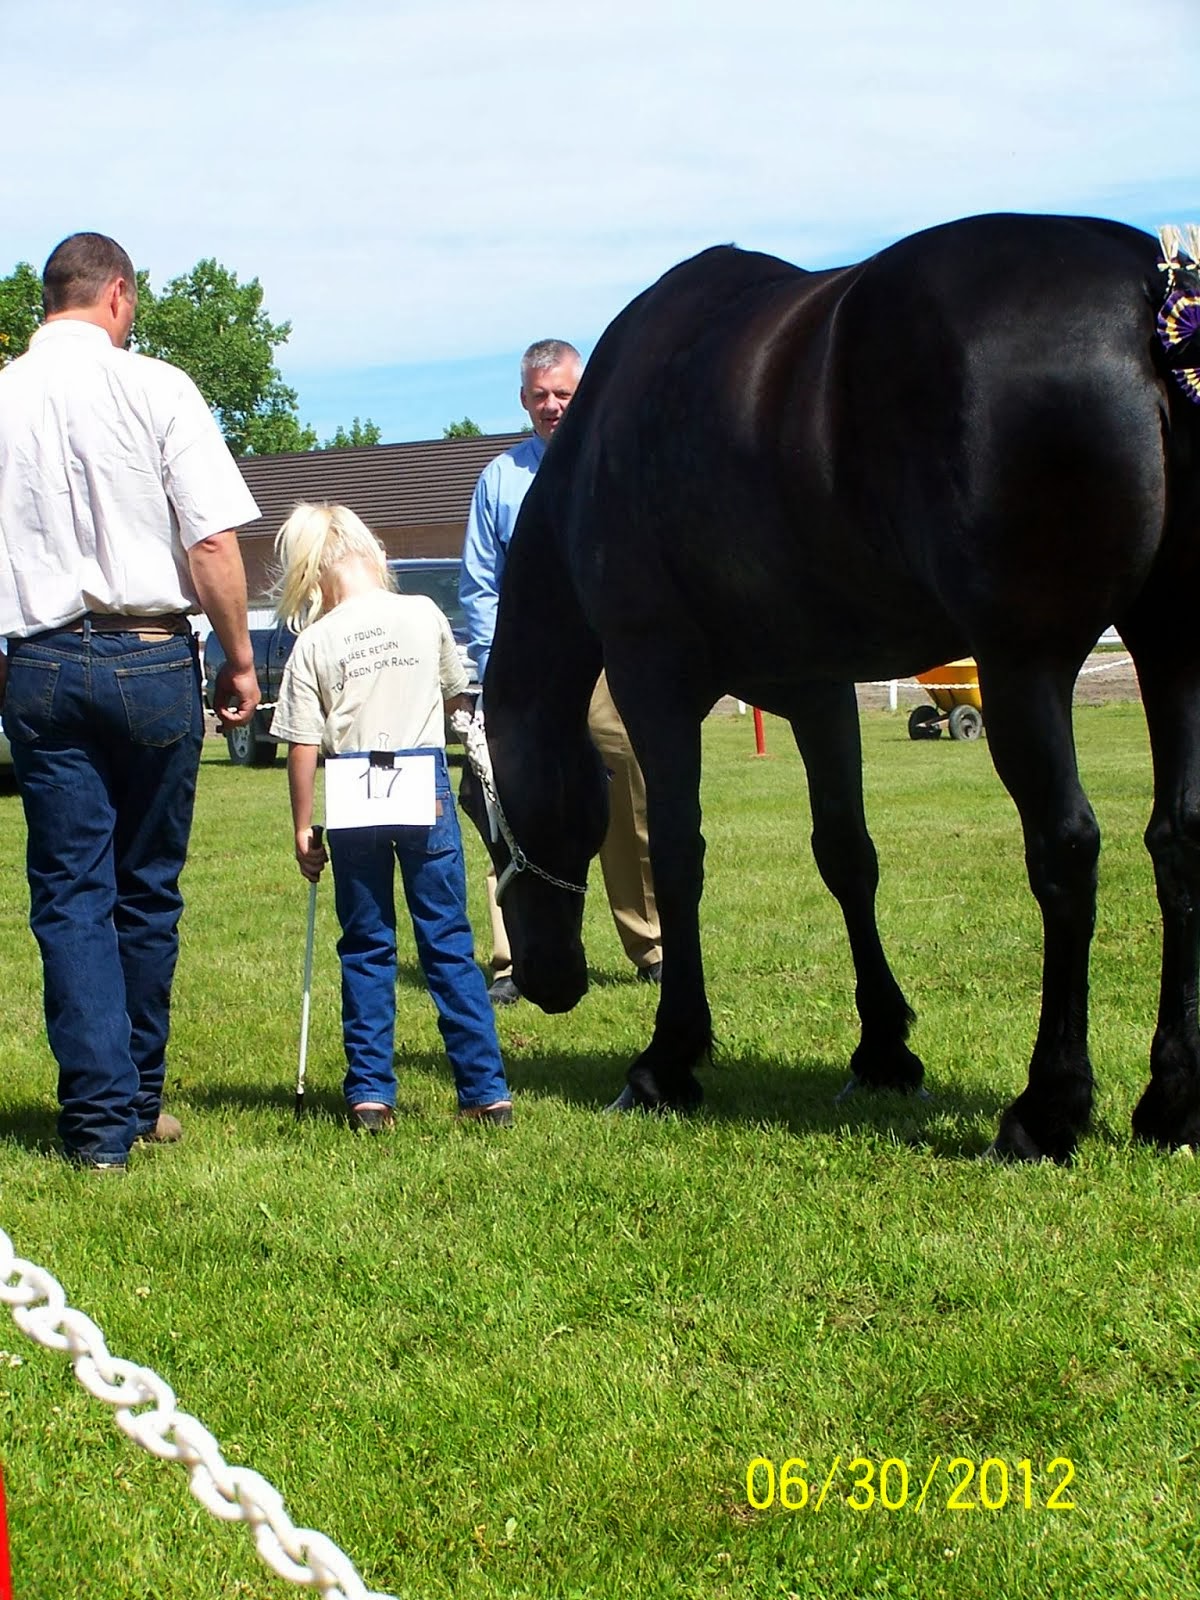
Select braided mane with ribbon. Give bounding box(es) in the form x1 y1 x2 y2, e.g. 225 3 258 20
1157 223 1200 404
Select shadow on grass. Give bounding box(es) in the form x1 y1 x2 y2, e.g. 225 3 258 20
0 1044 1116 1164
0 1104 59 1156
184 1078 431 1127
698 1050 1011 1147
290 1033 1016 1157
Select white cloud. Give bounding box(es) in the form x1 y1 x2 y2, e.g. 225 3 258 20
3 0 1196 378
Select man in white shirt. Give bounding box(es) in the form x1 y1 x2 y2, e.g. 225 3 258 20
0 232 260 1171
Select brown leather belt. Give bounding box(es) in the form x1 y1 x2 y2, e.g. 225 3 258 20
62 612 193 639
7 613 196 651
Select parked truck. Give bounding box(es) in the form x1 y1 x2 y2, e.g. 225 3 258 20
203 558 478 765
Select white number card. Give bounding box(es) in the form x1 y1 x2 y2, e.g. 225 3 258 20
324 751 437 829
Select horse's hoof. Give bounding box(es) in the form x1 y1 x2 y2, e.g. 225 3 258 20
990 1106 1075 1165
1131 1079 1200 1151
603 1084 639 1114
834 1078 932 1104
980 1141 1013 1163
625 1059 704 1116
848 1040 925 1094
980 1139 1052 1166
601 1085 679 1116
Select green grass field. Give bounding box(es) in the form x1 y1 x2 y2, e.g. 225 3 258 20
1 707 1198 1599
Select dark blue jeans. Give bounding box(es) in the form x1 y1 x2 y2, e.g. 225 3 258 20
2 625 203 1164
328 752 509 1111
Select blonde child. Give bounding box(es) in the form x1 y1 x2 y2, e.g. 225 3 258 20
269 502 512 1130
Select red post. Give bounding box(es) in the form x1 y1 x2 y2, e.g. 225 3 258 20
753 706 767 757
0 1458 12 1600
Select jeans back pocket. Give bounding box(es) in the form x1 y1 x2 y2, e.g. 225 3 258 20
115 658 200 747
1 656 60 744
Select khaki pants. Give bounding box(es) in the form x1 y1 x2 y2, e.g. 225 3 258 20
488 671 661 976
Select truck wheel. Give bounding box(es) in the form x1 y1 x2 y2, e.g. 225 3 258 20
226 722 257 766
226 716 280 767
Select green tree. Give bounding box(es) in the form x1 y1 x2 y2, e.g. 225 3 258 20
132 259 316 455
0 261 42 368
321 416 382 449
443 416 482 438
0 253 386 457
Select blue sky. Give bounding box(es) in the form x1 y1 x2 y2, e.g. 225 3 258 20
5 0 1198 444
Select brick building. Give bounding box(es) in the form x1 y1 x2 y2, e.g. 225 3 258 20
234 431 526 602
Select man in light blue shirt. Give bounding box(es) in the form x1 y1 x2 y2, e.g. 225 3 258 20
460 429 546 687
460 339 662 1004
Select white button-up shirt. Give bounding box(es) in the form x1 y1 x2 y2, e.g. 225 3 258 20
0 320 260 637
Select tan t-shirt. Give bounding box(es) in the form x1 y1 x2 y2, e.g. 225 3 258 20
269 588 468 755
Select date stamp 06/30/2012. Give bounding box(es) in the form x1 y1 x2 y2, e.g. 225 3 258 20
745 1456 1077 1514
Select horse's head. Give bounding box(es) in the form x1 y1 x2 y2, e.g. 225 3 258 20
484 708 608 1012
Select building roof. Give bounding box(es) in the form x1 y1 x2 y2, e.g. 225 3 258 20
235 431 528 533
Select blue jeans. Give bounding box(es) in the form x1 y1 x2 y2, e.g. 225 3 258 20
328 752 509 1111
2 625 203 1164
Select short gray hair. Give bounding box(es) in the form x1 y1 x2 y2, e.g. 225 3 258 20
520 339 581 385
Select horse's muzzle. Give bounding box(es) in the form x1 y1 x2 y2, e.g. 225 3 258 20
512 946 588 1013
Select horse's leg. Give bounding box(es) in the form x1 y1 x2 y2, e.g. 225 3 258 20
980 664 1099 1162
1122 651 1200 1149
787 683 923 1092
604 654 713 1112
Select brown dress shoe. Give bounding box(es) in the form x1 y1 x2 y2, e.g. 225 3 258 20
488 976 522 1007
349 1105 396 1134
137 1113 183 1144
457 1100 514 1127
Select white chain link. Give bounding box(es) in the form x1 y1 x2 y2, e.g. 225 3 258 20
451 707 587 897
0 1227 396 1599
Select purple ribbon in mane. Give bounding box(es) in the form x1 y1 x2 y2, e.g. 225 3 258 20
1157 280 1200 404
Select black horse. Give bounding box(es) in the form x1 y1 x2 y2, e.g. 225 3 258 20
481 212 1200 1162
